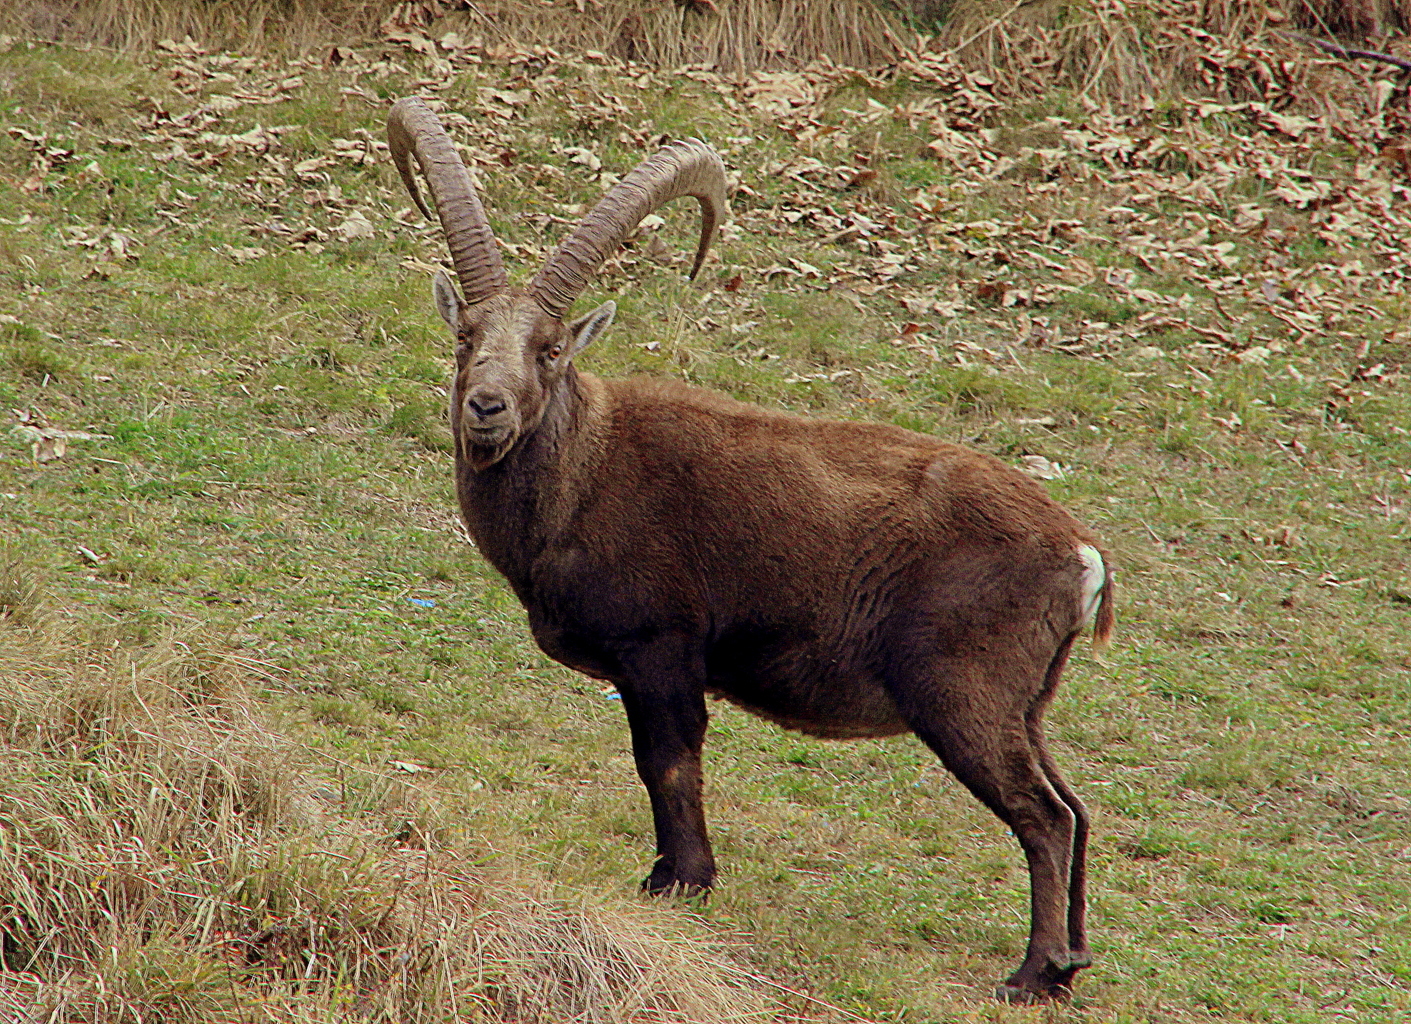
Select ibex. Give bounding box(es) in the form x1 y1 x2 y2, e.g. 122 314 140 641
388 96 1114 1003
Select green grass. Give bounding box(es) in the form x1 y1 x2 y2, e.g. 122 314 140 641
2 32 1411 1024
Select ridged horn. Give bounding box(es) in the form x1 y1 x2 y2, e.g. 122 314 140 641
387 96 508 306
530 139 727 320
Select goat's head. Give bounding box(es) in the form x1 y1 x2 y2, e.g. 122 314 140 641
387 97 727 469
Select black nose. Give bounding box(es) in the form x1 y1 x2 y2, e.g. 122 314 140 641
467 393 506 420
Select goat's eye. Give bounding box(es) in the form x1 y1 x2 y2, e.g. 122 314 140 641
547 344 563 360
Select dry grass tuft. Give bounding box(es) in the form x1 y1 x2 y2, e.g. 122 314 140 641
932 0 1411 106
2 0 904 71
0 546 44 629
475 892 771 1023
0 620 315 1020
0 575 774 1023
1198 0 1411 39
935 0 1158 102
1287 0 1411 37
374 0 907 72
563 0 902 73
1 0 395 51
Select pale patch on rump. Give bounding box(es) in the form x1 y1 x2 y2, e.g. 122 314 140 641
1077 545 1106 626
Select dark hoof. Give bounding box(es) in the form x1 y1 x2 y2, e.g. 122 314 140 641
997 952 1089 1003
641 877 710 900
995 983 1044 1005
995 979 1075 1004
641 863 713 900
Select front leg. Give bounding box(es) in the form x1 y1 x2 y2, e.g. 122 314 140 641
614 635 715 896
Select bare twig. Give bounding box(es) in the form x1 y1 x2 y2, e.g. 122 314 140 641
1279 29 1411 73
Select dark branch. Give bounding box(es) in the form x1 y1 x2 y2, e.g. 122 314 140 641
1279 29 1411 73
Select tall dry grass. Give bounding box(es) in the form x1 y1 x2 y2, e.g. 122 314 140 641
1 0 395 51
1287 0 1411 36
1 0 906 70
459 0 904 73
933 0 1411 104
933 0 1158 102
3 0 1409 85
0 558 774 1023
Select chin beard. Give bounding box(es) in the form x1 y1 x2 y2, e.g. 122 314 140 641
463 434 515 471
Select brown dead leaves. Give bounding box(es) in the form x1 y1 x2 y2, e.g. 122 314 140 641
8 127 78 195
18 20 1399 411
97 51 404 257
742 72 821 119
358 36 1404 388
9 409 112 465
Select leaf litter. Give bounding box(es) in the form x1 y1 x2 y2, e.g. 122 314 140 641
9 22 1405 464
322 34 1409 541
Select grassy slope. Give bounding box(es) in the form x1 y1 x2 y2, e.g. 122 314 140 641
1 30 1410 1023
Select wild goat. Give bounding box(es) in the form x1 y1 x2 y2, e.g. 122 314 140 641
388 96 1114 1003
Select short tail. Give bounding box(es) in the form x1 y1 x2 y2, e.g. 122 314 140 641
1077 544 1115 655
1091 560 1115 655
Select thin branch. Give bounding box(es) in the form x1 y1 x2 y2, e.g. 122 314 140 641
1279 29 1411 73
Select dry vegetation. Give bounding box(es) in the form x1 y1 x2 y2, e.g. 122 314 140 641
0 561 777 1021
2 2 1411 1022
936 0 1411 102
8 0 1411 83
1 0 903 68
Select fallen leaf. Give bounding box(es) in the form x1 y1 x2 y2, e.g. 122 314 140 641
1058 258 1096 285
1018 455 1065 480
482 88 531 108
204 94 243 113
293 156 332 179
562 145 602 173
334 212 375 240
34 435 66 463
224 245 268 263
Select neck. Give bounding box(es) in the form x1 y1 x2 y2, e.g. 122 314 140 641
454 369 590 589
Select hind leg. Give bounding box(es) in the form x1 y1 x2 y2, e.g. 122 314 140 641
1028 636 1090 977
892 663 1083 1002
1032 719 1094 998
1031 717 1090 981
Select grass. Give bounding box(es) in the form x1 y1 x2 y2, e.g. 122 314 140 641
0 562 776 1022
2 23 1411 1024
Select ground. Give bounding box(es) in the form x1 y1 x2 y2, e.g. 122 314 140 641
1 24 1410 1023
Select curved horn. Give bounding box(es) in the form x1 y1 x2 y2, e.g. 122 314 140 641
387 96 508 306
530 139 728 320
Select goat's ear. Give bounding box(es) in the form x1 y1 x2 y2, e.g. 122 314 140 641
567 301 615 359
433 269 463 332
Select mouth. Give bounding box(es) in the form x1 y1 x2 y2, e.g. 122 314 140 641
461 408 514 436
461 426 516 469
